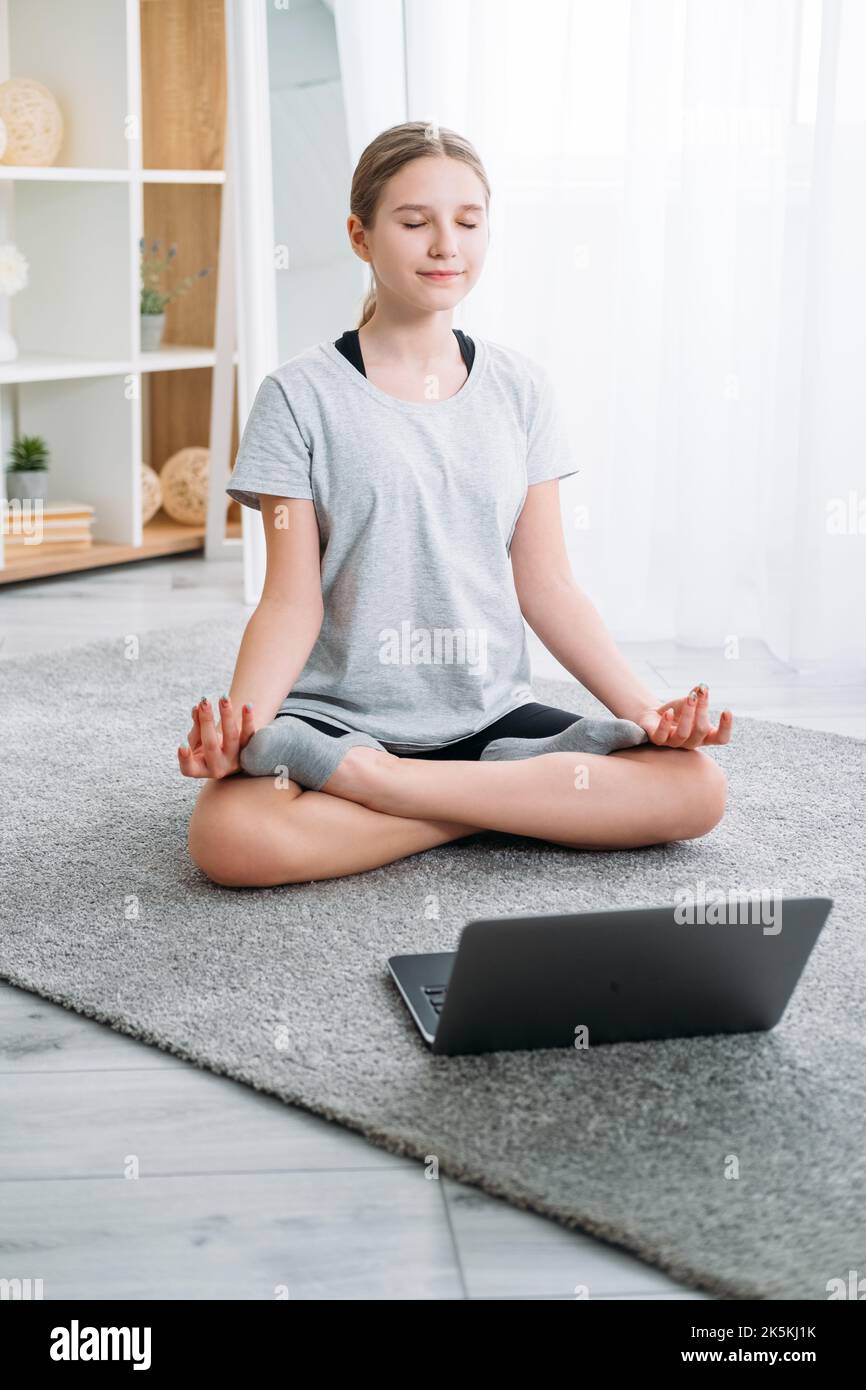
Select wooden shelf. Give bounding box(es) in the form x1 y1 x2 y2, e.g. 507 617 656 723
137 346 237 373
0 354 136 385
0 165 130 181
0 513 242 585
0 165 224 183
0 0 238 585
0 347 238 385
141 169 225 184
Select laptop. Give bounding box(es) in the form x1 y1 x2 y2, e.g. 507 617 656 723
387 897 833 1056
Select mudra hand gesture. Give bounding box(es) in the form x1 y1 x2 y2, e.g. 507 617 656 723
635 683 732 748
177 695 257 778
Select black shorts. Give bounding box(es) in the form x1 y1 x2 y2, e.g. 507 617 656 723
281 702 583 760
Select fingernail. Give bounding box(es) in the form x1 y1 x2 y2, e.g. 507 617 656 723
689 691 697 702
666 708 674 718
221 694 229 702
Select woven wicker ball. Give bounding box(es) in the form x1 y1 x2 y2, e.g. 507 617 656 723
0 79 63 166
160 446 211 526
140 462 162 525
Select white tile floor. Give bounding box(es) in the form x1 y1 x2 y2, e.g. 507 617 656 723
1 551 863 1300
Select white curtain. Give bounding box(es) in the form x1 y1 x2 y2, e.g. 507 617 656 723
333 0 866 671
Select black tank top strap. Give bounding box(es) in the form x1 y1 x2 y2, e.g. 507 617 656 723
333 328 366 375
334 327 475 379
453 328 476 374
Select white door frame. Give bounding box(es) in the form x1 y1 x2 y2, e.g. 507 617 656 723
223 0 278 603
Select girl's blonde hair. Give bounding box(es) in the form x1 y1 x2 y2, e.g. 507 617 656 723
349 121 491 329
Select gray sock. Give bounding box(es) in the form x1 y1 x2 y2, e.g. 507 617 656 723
240 716 387 790
480 715 648 762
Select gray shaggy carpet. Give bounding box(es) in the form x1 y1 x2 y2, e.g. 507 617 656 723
1 613 864 1300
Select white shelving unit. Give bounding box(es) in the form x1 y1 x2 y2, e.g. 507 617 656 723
0 0 240 583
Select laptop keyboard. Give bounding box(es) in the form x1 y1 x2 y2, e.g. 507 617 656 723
422 985 448 1014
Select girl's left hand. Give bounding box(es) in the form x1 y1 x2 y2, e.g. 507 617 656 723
636 683 733 748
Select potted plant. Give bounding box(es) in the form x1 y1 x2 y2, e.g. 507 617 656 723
140 239 211 351
5 433 49 503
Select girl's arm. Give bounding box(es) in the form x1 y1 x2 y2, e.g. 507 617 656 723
179 496 324 777
510 481 656 720
510 481 733 744
228 496 325 728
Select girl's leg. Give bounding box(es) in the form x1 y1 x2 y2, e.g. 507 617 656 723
187 743 727 889
187 773 480 888
322 743 727 850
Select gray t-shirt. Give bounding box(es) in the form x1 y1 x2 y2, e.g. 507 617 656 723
226 333 579 752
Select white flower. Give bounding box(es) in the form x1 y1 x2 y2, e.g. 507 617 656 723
0 243 29 296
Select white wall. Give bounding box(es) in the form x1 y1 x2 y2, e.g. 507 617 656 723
266 0 364 361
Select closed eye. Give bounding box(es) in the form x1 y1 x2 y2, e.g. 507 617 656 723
403 222 479 229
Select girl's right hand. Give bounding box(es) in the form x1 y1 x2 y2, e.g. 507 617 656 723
177 696 257 779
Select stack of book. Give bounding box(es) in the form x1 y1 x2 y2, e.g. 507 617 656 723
1 500 96 551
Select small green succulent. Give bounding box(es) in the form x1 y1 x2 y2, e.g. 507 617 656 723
7 434 49 472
